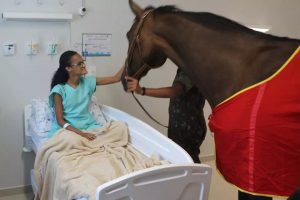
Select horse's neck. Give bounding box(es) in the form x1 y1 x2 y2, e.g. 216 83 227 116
154 13 300 107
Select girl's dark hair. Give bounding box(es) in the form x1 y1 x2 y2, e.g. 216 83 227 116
50 50 78 89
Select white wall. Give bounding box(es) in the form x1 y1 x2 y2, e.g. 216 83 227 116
0 0 299 191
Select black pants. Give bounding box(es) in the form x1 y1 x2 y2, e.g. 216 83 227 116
168 87 206 163
238 191 272 200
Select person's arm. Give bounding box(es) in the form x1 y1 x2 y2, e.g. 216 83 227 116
53 93 96 141
126 76 184 98
96 65 125 85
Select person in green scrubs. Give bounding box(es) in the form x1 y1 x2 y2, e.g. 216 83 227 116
125 69 206 163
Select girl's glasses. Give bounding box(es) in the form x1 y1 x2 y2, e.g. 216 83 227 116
71 61 85 68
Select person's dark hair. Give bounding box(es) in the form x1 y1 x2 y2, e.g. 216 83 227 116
50 50 78 89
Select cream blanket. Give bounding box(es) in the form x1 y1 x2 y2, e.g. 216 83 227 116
34 121 166 200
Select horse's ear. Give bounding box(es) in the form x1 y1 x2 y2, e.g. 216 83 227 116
129 0 143 17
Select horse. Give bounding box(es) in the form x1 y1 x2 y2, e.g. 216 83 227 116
122 0 300 199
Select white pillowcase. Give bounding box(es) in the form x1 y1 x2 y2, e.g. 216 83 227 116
30 99 54 134
89 96 108 126
29 96 107 135
28 116 49 138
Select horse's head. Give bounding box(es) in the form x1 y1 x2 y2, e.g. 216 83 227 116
121 0 167 90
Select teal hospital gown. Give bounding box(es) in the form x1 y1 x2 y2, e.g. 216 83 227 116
48 76 101 138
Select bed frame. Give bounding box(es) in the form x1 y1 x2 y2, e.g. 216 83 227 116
24 104 212 200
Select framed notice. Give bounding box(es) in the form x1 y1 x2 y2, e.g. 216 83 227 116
82 33 112 57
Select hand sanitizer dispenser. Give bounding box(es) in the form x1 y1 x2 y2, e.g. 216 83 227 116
47 42 58 55
26 41 39 55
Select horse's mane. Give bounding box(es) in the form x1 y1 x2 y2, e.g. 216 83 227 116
151 5 180 13
149 5 295 41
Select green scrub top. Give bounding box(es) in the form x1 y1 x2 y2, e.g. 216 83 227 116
48 76 100 138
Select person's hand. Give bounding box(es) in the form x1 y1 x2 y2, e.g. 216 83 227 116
80 132 96 141
125 76 143 94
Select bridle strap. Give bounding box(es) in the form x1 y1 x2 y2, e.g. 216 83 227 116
126 9 154 79
126 9 168 128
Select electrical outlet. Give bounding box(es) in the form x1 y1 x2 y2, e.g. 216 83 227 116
3 42 16 56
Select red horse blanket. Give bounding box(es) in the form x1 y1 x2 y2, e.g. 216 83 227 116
209 47 300 197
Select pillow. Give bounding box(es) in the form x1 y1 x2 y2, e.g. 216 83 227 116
89 95 108 126
28 117 48 138
29 96 107 133
30 99 54 133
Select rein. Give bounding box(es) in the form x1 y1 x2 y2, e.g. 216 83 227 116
126 9 168 128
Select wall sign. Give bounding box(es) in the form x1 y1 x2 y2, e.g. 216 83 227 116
82 33 112 57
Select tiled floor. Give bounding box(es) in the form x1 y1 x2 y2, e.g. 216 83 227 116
203 160 282 200
204 160 237 200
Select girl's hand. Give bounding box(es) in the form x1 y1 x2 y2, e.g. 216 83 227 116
125 76 143 94
80 132 96 141
96 65 125 85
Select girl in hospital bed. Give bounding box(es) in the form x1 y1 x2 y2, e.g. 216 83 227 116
49 50 124 139
35 50 170 200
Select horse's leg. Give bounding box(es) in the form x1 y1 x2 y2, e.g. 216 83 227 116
288 189 300 200
168 87 206 163
238 191 272 200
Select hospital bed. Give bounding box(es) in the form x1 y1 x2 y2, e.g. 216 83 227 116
23 102 212 200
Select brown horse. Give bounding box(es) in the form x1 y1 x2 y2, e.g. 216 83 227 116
123 1 299 107
122 1 300 200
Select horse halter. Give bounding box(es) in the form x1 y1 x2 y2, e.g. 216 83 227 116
125 9 154 79
125 9 168 128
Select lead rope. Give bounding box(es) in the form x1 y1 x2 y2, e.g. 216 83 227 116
131 92 168 128
126 9 168 128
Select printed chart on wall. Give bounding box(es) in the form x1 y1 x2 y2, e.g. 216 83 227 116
82 33 112 57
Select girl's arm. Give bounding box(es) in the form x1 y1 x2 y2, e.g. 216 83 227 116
96 65 125 85
53 94 96 141
126 76 184 98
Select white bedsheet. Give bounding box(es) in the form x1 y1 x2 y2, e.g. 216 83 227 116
31 135 48 153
